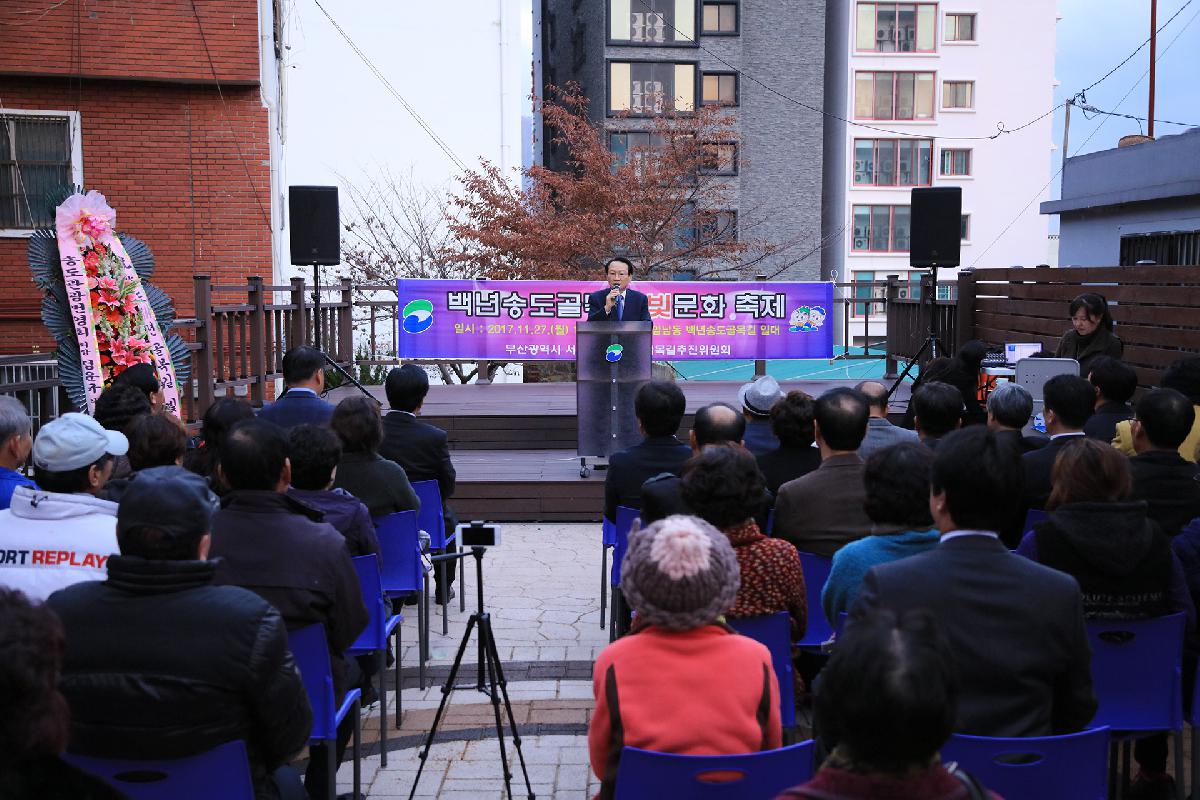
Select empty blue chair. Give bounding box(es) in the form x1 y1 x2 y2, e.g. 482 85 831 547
413 479 461 631
613 740 815 799
375 510 428 693
347 554 404 766
287 624 362 800
609 505 641 643
64 740 254 800
795 552 832 649
941 727 1110 800
728 611 796 736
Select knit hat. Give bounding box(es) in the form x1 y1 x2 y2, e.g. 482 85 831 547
620 515 741 631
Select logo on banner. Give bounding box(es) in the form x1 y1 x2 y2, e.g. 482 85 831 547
402 299 435 334
789 305 828 333
605 344 624 363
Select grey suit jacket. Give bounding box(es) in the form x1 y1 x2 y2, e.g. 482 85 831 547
852 535 1097 738
857 416 919 459
773 453 891 557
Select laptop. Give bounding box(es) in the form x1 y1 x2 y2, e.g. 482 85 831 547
1004 342 1041 366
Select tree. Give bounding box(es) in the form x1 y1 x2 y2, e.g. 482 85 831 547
445 84 780 281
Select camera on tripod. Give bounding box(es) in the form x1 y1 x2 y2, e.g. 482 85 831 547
456 520 502 548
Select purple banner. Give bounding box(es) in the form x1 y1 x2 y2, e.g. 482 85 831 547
396 279 833 360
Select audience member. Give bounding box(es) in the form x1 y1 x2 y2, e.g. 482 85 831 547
103 412 188 502
1016 438 1191 797
738 375 785 456
589 515 780 798
46 467 312 800
207 418 367 796
0 395 35 510
777 610 999 800
1083 355 1137 442
1114 357 1200 461
257 346 335 429
379 364 459 602
289 423 380 557
330 396 420 521
681 447 806 637
854 380 917 460
853 426 1097 737
113 362 165 413
775 388 883 557
951 339 989 426
1021 374 1093 511
0 589 126 800
604 381 690 523
0 414 125 600
823 443 938 620
757 390 822 493
985 381 1046 453
1129 388 1200 536
1056 292 1123 376
911 381 962 449
900 357 956 429
93 382 152 481
181 397 256 493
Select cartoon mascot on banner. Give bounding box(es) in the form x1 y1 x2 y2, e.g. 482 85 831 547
27 190 190 417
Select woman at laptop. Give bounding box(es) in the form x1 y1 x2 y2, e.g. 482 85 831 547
1055 293 1123 375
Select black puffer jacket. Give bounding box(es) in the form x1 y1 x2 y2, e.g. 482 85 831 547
45 556 312 800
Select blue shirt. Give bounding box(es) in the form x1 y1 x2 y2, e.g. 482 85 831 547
0 466 36 511
822 528 940 621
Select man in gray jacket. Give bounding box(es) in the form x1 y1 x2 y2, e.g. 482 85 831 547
855 380 917 459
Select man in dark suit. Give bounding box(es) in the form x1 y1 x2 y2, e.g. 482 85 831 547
1083 356 1136 443
586 257 652 322
852 426 1097 738
257 346 335 429
986 381 1048 455
640 403 748 525
605 381 691 523
1130 388 1200 536
911 381 962 450
855 380 918 459
1021 374 1093 512
379 364 459 602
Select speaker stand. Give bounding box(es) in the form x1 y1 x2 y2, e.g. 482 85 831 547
887 267 944 401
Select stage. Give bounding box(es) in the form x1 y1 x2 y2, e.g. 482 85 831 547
329 379 911 521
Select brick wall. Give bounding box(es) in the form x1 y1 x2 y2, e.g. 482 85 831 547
0 0 261 84
0 77 272 354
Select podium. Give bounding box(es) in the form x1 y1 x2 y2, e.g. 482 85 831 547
576 321 653 476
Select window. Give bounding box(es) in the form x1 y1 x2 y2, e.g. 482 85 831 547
853 271 883 317
939 148 971 176
609 0 696 44
698 210 737 243
700 142 738 174
960 214 970 241
855 3 937 52
852 205 911 252
0 112 80 231
942 80 974 109
608 61 697 115
702 1 738 33
609 131 669 170
701 72 738 106
944 13 975 41
854 72 935 120
854 139 933 186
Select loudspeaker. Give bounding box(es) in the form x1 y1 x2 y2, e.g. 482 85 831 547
289 186 340 265
909 186 961 268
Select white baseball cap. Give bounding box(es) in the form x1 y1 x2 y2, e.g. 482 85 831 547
32 412 129 471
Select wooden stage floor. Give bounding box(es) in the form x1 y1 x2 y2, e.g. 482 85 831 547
329 378 910 521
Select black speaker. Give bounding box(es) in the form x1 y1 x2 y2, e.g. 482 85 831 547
289 186 340 265
909 186 961 268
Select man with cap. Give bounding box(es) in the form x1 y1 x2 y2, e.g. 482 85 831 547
589 515 781 798
46 466 313 800
0 412 125 600
738 375 785 456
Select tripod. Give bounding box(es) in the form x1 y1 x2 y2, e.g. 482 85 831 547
887 268 945 401
409 547 535 800
308 261 376 403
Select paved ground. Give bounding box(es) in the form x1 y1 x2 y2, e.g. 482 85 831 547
335 522 610 798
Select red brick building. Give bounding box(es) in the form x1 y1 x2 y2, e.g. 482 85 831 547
0 0 287 353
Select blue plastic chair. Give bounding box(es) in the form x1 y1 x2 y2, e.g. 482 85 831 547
609 505 641 642
375 510 428 692
64 740 254 800
1087 613 1186 799
287 624 362 800
613 741 815 799
941 727 1110 800
728 611 796 736
601 516 617 629
347 554 404 766
1023 508 1047 535
413 479 461 631
795 552 832 649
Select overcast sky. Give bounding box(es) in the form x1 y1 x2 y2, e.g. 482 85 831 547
284 0 1200 226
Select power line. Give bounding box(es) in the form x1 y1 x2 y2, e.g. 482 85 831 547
1072 0 1194 101
1076 103 1199 130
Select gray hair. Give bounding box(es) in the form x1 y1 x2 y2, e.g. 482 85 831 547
986 382 1034 429
0 396 32 444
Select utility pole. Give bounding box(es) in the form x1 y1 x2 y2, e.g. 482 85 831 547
1149 0 1158 138
1062 98 1072 173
